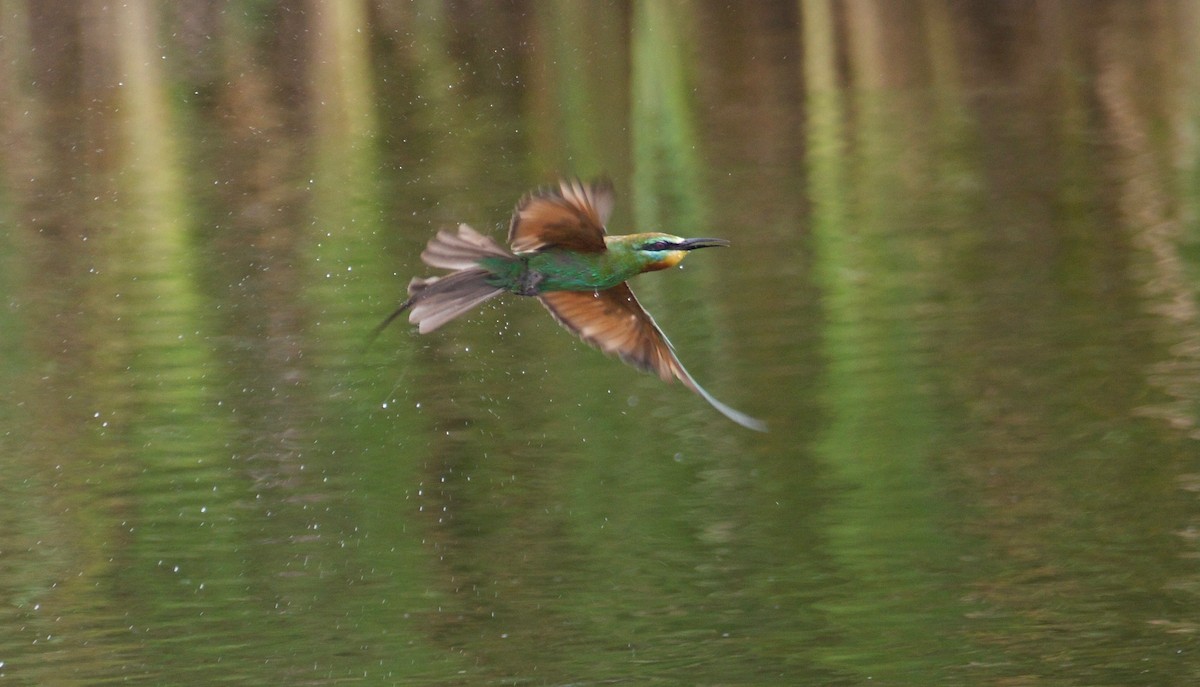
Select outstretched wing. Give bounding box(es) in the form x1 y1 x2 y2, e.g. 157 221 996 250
508 178 614 254
538 284 767 431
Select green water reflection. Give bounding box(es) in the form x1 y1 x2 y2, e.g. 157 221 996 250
2 1 1200 685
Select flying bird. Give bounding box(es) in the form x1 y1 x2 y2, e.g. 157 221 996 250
373 179 766 431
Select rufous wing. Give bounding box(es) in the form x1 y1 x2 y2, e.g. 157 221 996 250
508 178 614 254
539 284 677 382
538 284 767 431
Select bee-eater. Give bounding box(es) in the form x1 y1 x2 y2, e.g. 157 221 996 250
374 179 766 432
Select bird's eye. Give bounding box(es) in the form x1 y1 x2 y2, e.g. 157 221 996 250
641 240 674 252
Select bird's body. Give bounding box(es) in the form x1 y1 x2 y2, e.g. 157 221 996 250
374 179 766 431
476 234 694 295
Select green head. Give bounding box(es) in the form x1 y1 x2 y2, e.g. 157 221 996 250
607 232 731 273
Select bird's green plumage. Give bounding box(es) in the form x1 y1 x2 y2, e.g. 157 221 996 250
373 178 764 430
479 233 689 295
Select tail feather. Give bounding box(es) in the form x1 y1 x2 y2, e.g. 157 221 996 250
369 271 504 341
421 223 510 270
371 225 513 341
406 270 504 333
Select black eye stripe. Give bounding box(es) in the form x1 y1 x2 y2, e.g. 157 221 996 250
641 240 674 251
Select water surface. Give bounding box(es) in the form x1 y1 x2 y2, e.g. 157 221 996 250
2 2 1199 685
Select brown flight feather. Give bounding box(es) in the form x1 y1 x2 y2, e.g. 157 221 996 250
539 285 688 386
538 284 768 431
508 178 614 254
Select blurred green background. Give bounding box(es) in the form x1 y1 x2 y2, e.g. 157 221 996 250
1 1 1199 684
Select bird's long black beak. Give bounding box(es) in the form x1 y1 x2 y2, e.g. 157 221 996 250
677 237 730 250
